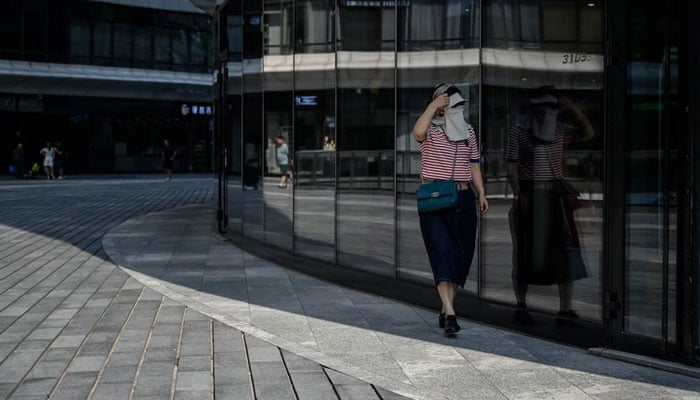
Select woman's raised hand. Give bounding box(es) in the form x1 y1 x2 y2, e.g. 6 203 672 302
429 94 450 112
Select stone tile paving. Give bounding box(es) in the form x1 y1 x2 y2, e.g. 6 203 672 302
103 204 700 400
0 177 404 400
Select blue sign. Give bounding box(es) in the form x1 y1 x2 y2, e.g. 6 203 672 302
295 96 318 106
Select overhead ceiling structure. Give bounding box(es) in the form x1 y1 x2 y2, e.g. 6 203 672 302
188 0 224 15
85 0 207 13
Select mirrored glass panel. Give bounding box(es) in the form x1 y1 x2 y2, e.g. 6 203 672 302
623 1 678 339
225 4 244 235
480 0 604 321
262 0 294 251
336 2 395 275
293 0 337 262
241 4 264 241
227 73 243 234
396 0 481 292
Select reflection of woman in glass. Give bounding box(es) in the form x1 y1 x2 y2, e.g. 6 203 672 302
506 86 594 320
412 84 489 336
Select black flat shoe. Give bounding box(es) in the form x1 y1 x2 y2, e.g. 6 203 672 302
439 312 461 331
444 315 459 336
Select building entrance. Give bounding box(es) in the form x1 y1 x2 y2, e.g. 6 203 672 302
606 0 697 363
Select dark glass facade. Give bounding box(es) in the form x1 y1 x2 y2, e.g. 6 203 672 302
216 0 699 364
0 0 214 174
0 0 212 72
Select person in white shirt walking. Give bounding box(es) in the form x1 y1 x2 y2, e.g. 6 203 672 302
275 136 290 188
39 142 56 180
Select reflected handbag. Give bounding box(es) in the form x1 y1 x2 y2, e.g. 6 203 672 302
544 143 582 211
559 180 582 211
417 138 460 213
417 180 459 212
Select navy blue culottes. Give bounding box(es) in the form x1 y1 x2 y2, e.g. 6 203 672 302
418 189 478 287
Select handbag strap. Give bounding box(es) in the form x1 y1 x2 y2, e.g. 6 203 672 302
450 140 459 180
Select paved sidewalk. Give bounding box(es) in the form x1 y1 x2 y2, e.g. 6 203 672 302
0 177 406 400
103 204 700 400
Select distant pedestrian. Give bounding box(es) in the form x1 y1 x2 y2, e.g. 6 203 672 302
162 139 177 181
39 142 56 180
12 143 24 179
54 142 65 179
275 136 289 188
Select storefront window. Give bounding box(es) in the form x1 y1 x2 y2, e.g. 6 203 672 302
154 28 172 64
24 8 47 60
93 21 112 60
133 26 152 65
336 2 395 275
623 0 678 340
114 23 132 62
262 0 294 251
241 3 264 241
70 20 90 60
172 29 188 65
396 0 480 291
480 0 604 321
190 31 207 65
294 0 337 262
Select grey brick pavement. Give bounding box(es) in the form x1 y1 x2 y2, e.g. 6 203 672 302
102 199 700 399
0 176 401 400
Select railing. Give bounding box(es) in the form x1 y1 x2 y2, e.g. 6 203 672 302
295 148 605 199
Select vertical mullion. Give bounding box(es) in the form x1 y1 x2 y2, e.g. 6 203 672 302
392 0 398 279
292 0 297 254
660 0 672 353
604 0 627 345
477 0 483 299
260 2 266 244
333 0 339 266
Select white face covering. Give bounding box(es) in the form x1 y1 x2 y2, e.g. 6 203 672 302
531 106 559 142
431 84 471 142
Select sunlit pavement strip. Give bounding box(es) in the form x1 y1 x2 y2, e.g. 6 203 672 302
0 177 406 400
103 204 700 400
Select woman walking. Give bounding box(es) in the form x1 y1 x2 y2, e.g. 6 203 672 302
39 142 55 180
412 84 488 336
275 135 289 188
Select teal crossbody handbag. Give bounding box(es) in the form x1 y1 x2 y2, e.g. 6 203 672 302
416 180 459 212
416 140 460 213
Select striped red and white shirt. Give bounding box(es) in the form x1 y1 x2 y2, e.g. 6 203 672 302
505 122 577 180
419 125 480 181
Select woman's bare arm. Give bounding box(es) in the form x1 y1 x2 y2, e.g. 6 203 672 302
470 163 489 215
412 94 449 142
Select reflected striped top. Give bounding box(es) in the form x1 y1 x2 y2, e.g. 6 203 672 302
419 125 480 181
505 123 577 180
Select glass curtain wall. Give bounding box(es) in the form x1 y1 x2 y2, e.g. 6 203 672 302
294 0 337 262
480 0 605 321
225 3 244 234
622 0 679 341
241 1 264 241
396 0 481 291
262 0 295 251
335 2 396 276
220 0 700 363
